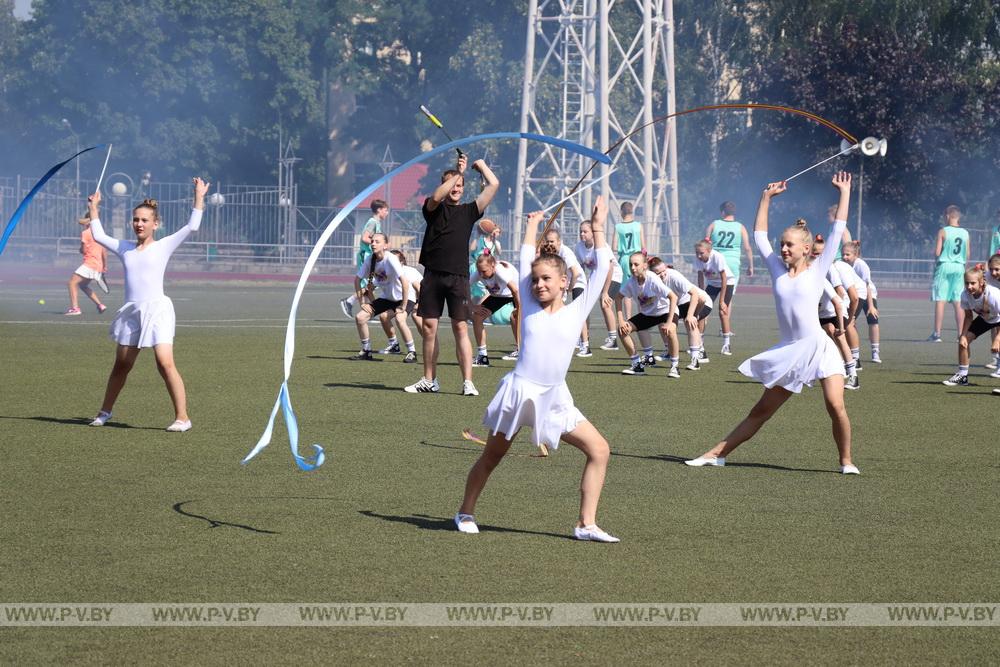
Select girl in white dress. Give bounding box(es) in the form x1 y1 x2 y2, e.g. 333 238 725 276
456 197 619 542
686 172 858 474
86 178 209 431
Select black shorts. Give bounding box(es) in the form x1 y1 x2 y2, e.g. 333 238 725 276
571 286 585 302
705 284 735 307
417 269 472 321
968 316 1000 339
675 300 712 322
629 312 672 331
819 315 842 329
607 280 621 299
368 298 403 317
405 300 417 315
480 295 514 313
860 298 879 324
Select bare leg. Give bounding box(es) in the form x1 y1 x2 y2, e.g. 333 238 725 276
392 310 413 345
952 301 964 337
421 317 440 381
719 304 732 335
819 374 852 466
620 331 637 356
67 274 82 309
933 300 945 335
99 345 141 413
509 308 520 350
472 313 488 348
696 386 793 459
452 319 473 382
869 322 880 346
154 343 188 421
822 323 852 362
459 430 515 516
378 311 394 341
600 297 617 335
355 307 372 343
561 420 611 527
80 281 103 308
958 333 975 366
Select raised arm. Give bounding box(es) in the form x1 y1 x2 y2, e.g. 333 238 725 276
158 177 208 254
573 196 611 320
817 172 851 275
522 210 544 250
85 191 121 253
426 154 467 214
473 160 499 214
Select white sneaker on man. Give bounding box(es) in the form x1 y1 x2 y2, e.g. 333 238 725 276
463 380 479 396
404 377 440 393
89 410 112 427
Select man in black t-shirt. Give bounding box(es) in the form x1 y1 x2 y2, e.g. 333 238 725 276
404 153 499 395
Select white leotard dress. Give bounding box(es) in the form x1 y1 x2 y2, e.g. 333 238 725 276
738 219 847 392
482 244 612 448
89 210 202 347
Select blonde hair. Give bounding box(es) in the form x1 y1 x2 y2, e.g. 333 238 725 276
786 219 813 247
531 252 568 278
695 238 712 251
965 266 985 282
133 198 160 221
988 254 1000 268
844 240 861 255
476 253 497 269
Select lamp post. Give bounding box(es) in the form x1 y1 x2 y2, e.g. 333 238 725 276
61 118 80 196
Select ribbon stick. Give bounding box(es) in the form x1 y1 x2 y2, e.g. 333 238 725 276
95 144 113 192
0 144 106 257
242 132 611 470
540 167 617 213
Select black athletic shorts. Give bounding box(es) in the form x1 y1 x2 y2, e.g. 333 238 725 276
571 286 585 301
367 298 403 317
607 280 621 299
968 316 1000 338
629 312 672 331
860 298 879 324
819 315 843 329
480 295 515 313
705 283 735 307
417 269 472 321
674 300 712 323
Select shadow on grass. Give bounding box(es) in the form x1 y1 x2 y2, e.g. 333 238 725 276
420 439 477 453
0 415 162 431
611 450 837 473
359 510 574 540
324 381 398 391
172 500 279 534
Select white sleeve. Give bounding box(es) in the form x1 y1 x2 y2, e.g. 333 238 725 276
827 267 843 288
86 217 122 255
469 270 482 286
754 230 785 278
157 208 203 256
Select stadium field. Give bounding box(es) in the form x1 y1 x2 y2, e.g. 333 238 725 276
1 279 998 664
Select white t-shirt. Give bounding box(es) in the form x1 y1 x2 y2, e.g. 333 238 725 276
986 272 999 290
850 258 878 299
471 261 518 298
620 271 674 317
659 267 713 309
818 279 846 319
356 252 406 301
832 259 867 300
558 245 586 289
401 265 422 303
576 240 623 285
694 249 735 287
961 284 1000 324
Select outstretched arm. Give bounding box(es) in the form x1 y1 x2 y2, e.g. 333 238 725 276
473 160 500 214
85 191 121 254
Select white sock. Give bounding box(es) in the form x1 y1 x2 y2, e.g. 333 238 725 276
406 340 416 352
346 294 357 306
851 347 860 361
959 364 969 376
845 360 856 376
670 356 679 368
723 333 732 344
386 337 397 346
478 345 488 355
642 346 653 357
361 338 370 351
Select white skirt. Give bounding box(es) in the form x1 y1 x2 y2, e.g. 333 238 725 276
482 372 586 449
109 297 176 348
74 265 102 281
738 334 845 393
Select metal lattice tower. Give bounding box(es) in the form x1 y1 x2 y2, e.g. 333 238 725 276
513 0 679 256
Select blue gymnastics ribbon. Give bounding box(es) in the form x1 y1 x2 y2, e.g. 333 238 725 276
242 132 611 470
0 145 106 257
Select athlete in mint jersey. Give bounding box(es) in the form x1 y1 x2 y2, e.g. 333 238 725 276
706 201 753 356
989 211 1000 258
929 205 970 342
613 202 644 280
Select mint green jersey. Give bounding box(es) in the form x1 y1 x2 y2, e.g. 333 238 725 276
615 221 642 257
990 224 1000 258
709 219 745 280
939 226 969 265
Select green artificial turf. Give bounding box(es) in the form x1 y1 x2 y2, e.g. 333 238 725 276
1 282 998 664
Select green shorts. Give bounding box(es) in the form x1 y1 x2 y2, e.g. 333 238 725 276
931 263 965 302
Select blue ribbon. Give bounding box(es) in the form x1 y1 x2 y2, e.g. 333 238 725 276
242 132 611 470
0 145 106 257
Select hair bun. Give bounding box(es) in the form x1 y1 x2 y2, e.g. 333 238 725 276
141 198 158 210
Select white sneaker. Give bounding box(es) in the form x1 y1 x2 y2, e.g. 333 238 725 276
990 369 1000 379
685 456 725 467
993 388 1000 396
872 353 883 364
667 366 680 379
166 419 192 432
404 377 440 393
985 361 997 370
339 298 353 319
454 513 479 534
576 345 593 358
501 350 520 361
686 357 700 371
721 344 732 356
840 464 860 475
463 380 479 396
89 410 112 427
599 337 619 350
574 524 620 543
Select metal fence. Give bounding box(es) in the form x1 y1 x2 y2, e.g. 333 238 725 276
1 174 994 288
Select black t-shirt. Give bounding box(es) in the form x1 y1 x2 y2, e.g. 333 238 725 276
419 199 483 276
